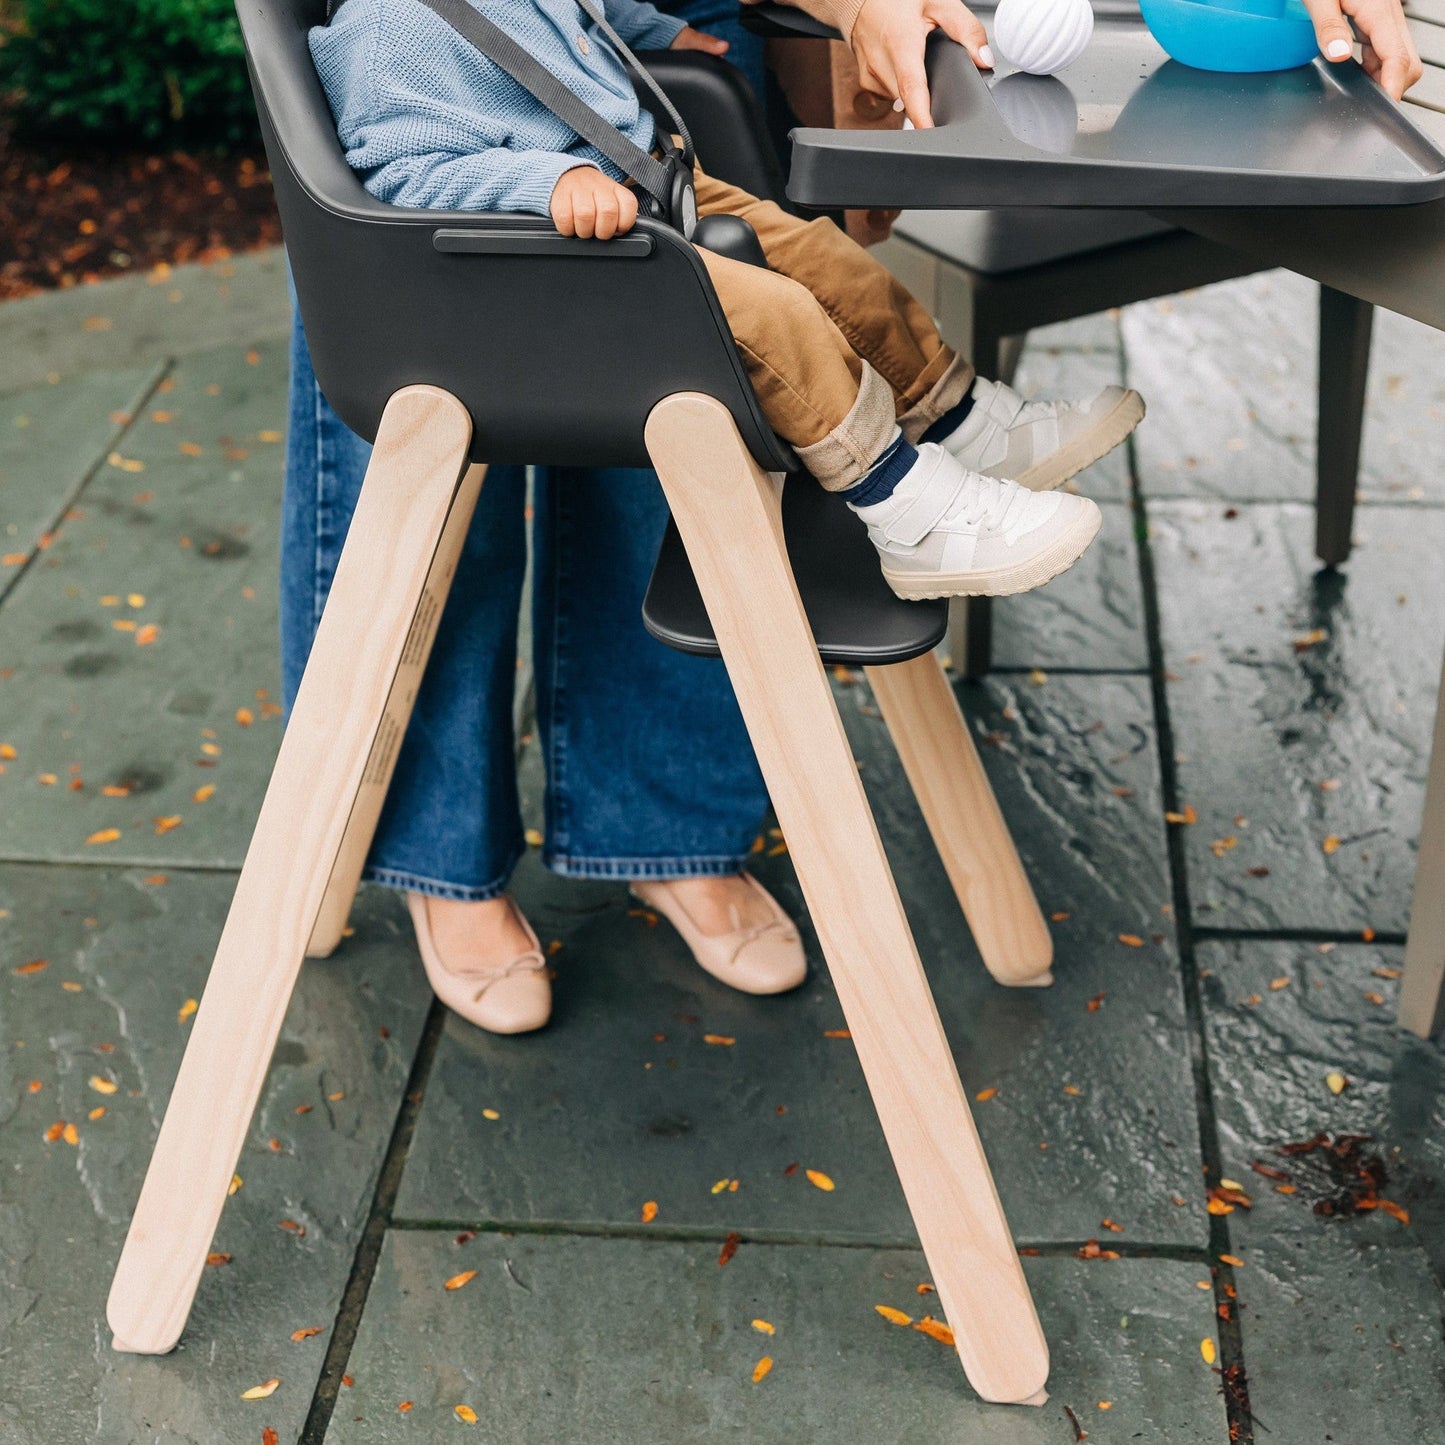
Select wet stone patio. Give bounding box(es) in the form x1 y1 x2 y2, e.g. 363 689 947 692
0 252 1442 1443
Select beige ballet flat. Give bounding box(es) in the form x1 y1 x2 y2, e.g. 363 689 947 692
630 873 807 996
407 892 551 1034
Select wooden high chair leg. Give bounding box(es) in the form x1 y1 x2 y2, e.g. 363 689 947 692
866 654 1054 988
646 393 1049 1406
1399 653 1445 1038
107 386 477 1356
307 460 487 958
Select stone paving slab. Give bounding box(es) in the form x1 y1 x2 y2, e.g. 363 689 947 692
990 502 1147 673
0 340 288 868
1239 1235 1445 1444
397 674 1206 1249
0 250 291 397
0 863 430 1445
1 365 165 604
1150 500 1445 935
1122 269 1445 507
1196 940 1445 1270
329 1232 1228 1443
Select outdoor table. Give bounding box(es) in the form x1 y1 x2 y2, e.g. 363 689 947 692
759 0 1445 1036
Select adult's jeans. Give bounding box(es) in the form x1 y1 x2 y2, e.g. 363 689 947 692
280 7 772 901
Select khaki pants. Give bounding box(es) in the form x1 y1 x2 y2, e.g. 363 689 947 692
693 159 974 490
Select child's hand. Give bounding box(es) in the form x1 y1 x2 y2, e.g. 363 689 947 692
550 166 639 239
670 25 729 55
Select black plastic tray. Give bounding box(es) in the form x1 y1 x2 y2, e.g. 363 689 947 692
761 3 1445 209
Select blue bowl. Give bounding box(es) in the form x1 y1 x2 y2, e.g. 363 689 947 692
1138 0 1319 72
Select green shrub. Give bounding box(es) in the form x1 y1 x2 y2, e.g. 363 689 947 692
0 0 259 148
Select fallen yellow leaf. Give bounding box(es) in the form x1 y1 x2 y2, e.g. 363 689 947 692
1326 1072 1348 1095
1322 835 1342 855
974 1086 998 1102
89 1075 118 1095
291 1326 324 1342
241 1378 280 1401
913 1316 955 1346
752 1356 773 1383
703 1034 735 1046
752 1319 775 1335
193 784 216 803
444 1270 477 1291
1200 1338 1217 1365
874 1305 912 1326
641 1200 658 1223
85 828 121 845
455 1405 478 1423
805 1169 834 1192
178 997 198 1023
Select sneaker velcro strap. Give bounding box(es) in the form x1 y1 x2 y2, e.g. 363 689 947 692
978 378 1026 429
882 456 970 546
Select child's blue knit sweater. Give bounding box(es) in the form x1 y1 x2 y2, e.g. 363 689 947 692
310 0 686 216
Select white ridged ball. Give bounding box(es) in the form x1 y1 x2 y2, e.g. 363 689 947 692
993 0 1094 76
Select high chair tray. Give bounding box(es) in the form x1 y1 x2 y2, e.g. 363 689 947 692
768 7 1445 210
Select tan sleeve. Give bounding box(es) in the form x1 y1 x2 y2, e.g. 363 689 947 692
741 0 867 42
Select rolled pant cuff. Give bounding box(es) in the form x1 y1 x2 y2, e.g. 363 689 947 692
545 852 753 881
898 353 976 444
794 362 899 492
364 846 524 903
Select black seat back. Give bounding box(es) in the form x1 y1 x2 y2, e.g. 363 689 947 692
236 0 792 471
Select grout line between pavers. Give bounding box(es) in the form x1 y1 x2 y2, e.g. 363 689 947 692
1194 925 1407 947
1138 490 1445 513
1126 345 1256 1444
385 1216 1216 1261
298 997 447 1445
0 358 173 610
0 855 247 873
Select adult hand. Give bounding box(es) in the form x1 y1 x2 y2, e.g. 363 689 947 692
849 0 992 129
550 166 639 239
1301 0 1421 99
670 24 730 55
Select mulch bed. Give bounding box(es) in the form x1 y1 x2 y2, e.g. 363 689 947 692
0 128 281 300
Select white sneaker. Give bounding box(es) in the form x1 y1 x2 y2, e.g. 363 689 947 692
853 443 1102 600
945 377 1145 492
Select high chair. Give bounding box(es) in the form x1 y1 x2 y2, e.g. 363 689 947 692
107 0 1055 1404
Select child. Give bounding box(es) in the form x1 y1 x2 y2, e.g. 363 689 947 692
310 0 1144 599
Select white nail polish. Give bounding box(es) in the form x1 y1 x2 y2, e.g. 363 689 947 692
1326 38 1351 58
980 44 995 67
893 97 905 111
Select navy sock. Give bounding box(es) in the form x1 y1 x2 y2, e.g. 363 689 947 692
918 381 979 447
840 436 919 508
